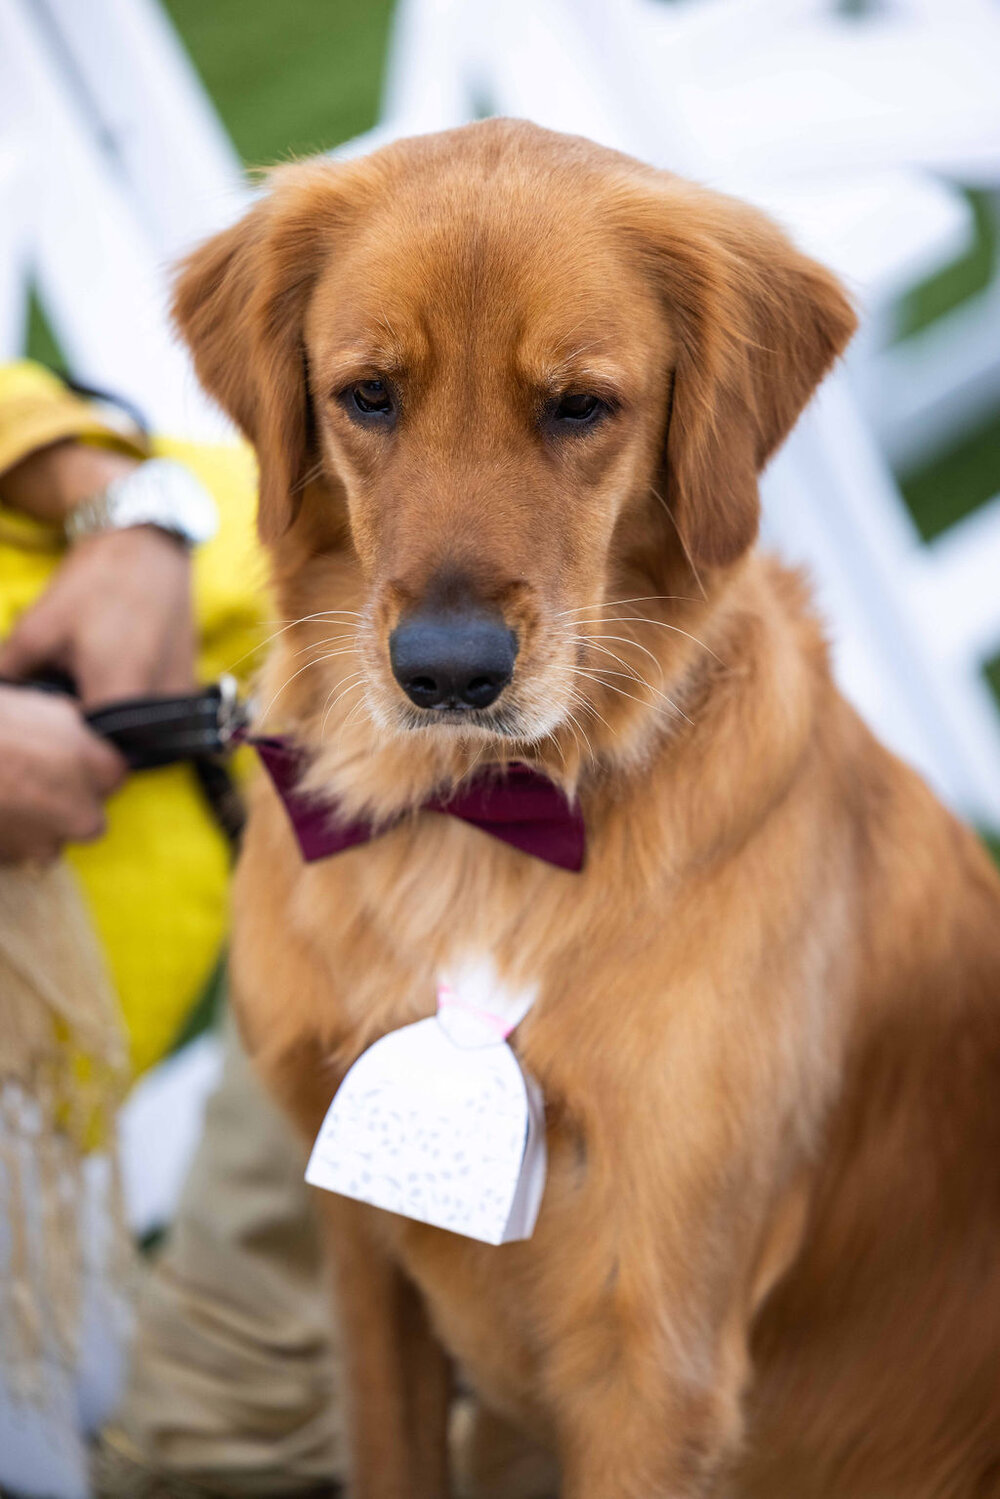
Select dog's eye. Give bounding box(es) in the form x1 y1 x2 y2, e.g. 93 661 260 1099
344 379 394 420
551 393 605 426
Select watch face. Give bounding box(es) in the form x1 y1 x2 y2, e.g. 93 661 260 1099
107 459 219 545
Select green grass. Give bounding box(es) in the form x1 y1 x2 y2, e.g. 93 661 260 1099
161 0 395 165
898 190 998 338
26 285 66 371
899 409 1000 543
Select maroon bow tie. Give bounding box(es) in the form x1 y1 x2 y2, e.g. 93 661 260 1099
251 736 585 873
4 681 583 870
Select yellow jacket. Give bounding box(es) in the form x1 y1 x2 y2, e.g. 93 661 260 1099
0 361 266 1075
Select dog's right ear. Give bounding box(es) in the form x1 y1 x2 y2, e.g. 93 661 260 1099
619 175 855 570
173 162 355 544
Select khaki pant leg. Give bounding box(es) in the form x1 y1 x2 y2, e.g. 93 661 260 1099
111 1014 343 1492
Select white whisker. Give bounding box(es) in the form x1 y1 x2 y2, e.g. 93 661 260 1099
569 616 725 666
287 632 358 661
563 636 691 720
320 675 368 741
543 670 619 738
552 662 691 725
261 653 363 723
649 485 707 601
556 593 701 616
225 610 366 673
570 631 664 679
539 727 570 772
340 688 372 733
562 707 594 762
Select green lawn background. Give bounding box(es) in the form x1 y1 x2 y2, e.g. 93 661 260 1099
163 0 395 165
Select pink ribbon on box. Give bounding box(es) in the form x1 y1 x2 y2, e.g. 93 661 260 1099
436 982 514 1040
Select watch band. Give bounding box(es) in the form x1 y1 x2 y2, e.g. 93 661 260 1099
65 457 218 548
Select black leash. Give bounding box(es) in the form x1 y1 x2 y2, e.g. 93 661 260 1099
83 677 247 770
2 674 249 846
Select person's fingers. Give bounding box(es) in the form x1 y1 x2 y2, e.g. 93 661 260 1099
78 728 128 797
75 649 146 710
35 694 126 801
0 605 63 682
60 795 108 845
33 839 64 865
0 687 125 862
45 693 128 795
72 600 184 707
3 527 197 706
0 834 63 867
157 613 198 696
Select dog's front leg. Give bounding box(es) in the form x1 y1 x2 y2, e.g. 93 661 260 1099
317 1194 452 1499
399 1261 454 1499
540 1164 809 1498
552 1345 745 1499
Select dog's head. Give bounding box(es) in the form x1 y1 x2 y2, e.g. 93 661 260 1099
175 121 853 757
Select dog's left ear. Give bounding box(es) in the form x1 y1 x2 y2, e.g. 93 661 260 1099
629 182 857 568
173 161 360 544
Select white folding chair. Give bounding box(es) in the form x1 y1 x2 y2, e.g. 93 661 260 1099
0 13 241 1485
0 0 239 438
0 139 30 356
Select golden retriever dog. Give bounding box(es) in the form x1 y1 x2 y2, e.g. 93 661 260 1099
175 120 1000 1499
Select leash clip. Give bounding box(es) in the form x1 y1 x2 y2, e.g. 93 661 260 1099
215 673 247 748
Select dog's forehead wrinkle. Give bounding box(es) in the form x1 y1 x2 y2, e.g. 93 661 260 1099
352 171 623 309
313 181 660 408
328 307 641 415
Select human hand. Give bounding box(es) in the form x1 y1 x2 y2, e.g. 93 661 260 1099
0 526 196 707
0 685 126 863
0 443 196 707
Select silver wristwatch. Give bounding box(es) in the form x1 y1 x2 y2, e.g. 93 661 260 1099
65 457 218 549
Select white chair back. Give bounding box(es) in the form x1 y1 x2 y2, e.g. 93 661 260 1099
0 0 243 437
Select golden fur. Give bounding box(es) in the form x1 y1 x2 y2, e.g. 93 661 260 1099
175 120 1000 1498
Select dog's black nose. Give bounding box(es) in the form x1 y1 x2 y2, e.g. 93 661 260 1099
390 614 517 711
